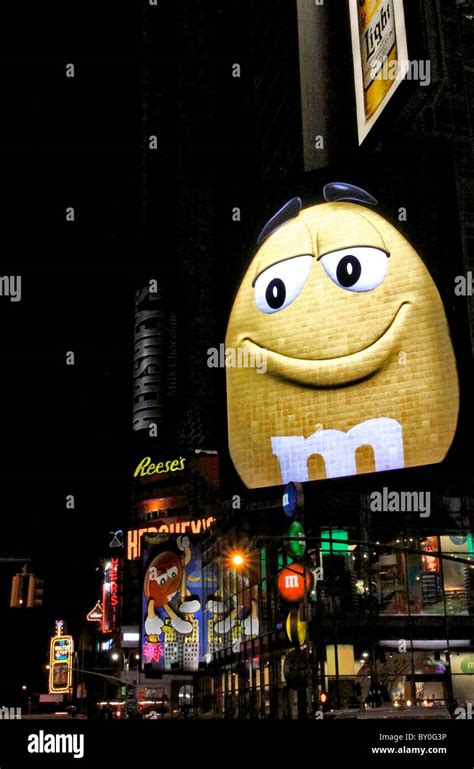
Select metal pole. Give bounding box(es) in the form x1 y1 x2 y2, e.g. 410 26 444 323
437 540 455 709
403 546 416 706
69 667 136 688
79 637 85 714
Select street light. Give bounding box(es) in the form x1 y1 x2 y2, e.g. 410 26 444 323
108 650 142 716
110 650 141 672
230 551 246 568
110 650 129 669
21 685 27 691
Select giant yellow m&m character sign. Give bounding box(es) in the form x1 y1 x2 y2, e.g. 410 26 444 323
226 183 459 489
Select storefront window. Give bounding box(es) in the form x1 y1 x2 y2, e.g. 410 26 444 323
440 535 473 615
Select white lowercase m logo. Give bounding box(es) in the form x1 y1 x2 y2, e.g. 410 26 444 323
284 575 299 589
272 417 405 483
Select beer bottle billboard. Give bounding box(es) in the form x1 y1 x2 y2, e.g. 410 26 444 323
357 0 398 120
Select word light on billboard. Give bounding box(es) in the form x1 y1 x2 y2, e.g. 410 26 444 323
134 456 186 478
127 517 215 560
86 601 103 623
48 621 73 695
101 559 120 633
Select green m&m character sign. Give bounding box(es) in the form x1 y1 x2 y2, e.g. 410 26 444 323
285 520 306 559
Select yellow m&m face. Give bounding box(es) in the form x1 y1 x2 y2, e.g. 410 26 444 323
226 187 459 489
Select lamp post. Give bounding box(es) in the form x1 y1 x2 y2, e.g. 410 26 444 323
178 684 193 718
20 685 32 715
110 649 141 716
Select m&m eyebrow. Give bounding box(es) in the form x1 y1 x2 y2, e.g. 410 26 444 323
252 253 314 287
317 246 391 261
257 197 303 246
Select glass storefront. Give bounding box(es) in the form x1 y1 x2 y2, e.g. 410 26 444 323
199 520 474 718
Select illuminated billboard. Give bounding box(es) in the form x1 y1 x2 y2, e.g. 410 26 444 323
204 578 259 657
349 0 409 144
141 534 204 672
101 558 122 634
86 601 103 623
128 516 215 560
48 620 74 695
226 183 459 489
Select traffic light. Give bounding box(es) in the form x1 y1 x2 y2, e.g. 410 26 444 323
319 691 329 711
34 577 45 607
10 573 44 608
26 575 44 607
10 574 24 607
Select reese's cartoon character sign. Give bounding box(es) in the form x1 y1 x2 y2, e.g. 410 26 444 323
142 534 203 672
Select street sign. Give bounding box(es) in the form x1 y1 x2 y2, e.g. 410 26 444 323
282 482 304 518
283 649 308 690
286 606 306 647
277 564 313 602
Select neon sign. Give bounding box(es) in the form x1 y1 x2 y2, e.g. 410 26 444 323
101 559 121 634
48 620 74 694
134 456 186 478
109 530 124 548
87 601 103 623
127 517 215 560
143 641 163 665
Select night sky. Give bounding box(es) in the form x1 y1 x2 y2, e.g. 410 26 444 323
0 267 136 698
4 3 213 695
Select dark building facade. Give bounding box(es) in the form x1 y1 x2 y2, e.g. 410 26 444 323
188 0 473 718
